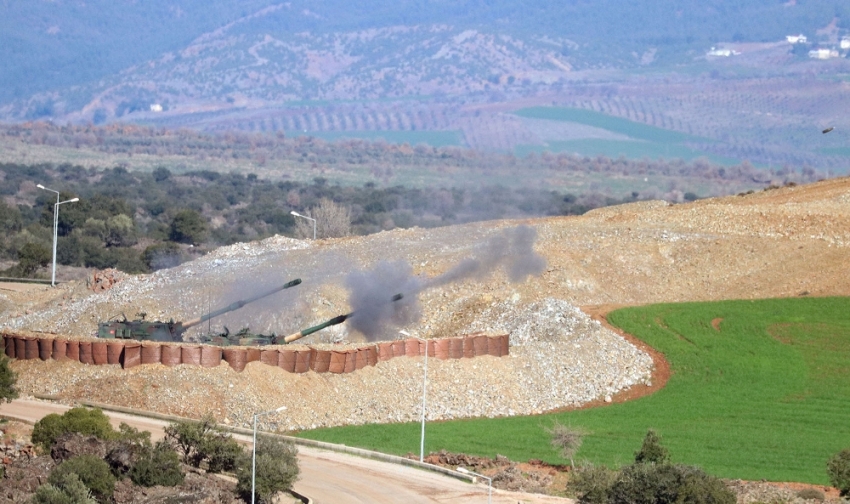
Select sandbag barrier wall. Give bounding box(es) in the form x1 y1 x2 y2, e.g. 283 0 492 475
1 332 509 374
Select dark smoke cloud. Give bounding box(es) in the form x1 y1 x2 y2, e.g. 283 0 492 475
345 225 546 340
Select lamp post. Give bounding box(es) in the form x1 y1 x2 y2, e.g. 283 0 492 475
456 466 492 504
401 330 428 463
290 210 316 240
36 184 78 287
252 405 286 504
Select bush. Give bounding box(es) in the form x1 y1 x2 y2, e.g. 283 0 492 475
569 463 617 504
169 209 207 244
32 472 97 504
129 440 184 487
32 407 116 452
634 429 670 465
49 455 115 503
236 435 299 504
0 354 18 403
827 448 850 497
141 241 184 271
164 413 240 473
796 488 825 501
608 463 734 504
16 241 51 277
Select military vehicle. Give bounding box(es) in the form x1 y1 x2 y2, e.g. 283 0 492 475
97 279 302 342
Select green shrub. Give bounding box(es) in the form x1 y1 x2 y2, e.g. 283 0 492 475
129 440 184 487
49 455 115 503
634 429 670 465
164 413 240 472
827 448 850 497
0 354 18 403
608 463 734 504
569 463 617 504
202 432 243 474
32 407 116 452
32 472 97 504
796 488 825 501
236 435 299 504
105 423 153 477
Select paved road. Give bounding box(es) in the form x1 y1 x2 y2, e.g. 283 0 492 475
1 398 573 504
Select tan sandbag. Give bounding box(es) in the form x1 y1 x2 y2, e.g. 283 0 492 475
343 350 357 373
123 342 141 369
91 341 108 365
107 341 125 365
78 341 93 365
328 351 346 374
38 338 53 361
260 349 278 366
293 349 311 373
223 348 247 372
181 345 202 366
448 338 463 359
278 349 297 373
405 338 421 357
434 339 450 360
52 339 68 361
487 335 502 357
312 349 331 373
24 337 39 360
200 345 222 368
66 340 80 362
377 342 394 361
140 343 161 365
160 345 181 367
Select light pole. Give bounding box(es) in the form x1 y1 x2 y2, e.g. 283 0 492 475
290 210 316 240
252 405 286 504
401 330 428 463
36 184 78 287
457 466 492 504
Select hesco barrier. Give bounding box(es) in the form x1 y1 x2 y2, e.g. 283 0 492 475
0 332 509 375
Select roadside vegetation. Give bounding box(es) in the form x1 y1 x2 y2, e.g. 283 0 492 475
298 296 850 486
19 407 298 504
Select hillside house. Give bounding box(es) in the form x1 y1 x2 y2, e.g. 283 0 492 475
786 34 807 44
149 103 163 112
841 37 850 50
808 48 839 60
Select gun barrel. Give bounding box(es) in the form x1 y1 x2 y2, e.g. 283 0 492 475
282 292 404 343
182 278 302 330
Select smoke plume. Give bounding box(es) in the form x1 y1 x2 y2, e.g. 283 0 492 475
345 225 546 340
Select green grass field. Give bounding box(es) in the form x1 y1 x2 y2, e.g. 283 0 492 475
511 106 746 165
513 107 702 144
297 297 850 484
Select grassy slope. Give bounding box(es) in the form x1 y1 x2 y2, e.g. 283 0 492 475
297 297 850 484
512 106 744 165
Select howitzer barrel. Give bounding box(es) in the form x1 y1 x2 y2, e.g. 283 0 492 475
282 292 404 343
182 278 302 330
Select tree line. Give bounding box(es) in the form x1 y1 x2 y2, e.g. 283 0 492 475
0 161 639 276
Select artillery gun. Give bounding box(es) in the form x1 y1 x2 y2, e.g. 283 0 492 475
97 279 302 342
203 292 405 346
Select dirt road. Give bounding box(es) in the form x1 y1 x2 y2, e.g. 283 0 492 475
0 398 573 504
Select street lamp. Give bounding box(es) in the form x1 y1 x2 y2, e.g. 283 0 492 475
401 330 428 463
290 210 316 240
457 466 492 504
36 184 79 287
252 405 287 504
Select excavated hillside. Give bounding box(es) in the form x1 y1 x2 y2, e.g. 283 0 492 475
1 177 849 433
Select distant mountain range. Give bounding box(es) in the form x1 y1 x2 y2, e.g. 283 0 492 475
2 1 850 169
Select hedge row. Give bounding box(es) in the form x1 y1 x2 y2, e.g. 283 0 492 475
1 333 509 374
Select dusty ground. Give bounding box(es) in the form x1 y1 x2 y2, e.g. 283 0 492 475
2 177 850 500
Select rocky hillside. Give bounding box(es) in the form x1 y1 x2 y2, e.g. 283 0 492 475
1 177 849 432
